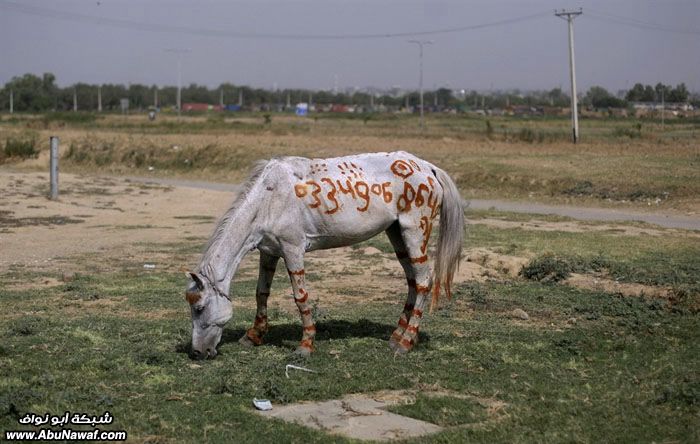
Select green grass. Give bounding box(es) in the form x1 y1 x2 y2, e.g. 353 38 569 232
466 220 700 298
1 221 698 442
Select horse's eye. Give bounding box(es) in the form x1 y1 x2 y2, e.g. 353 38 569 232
193 305 205 314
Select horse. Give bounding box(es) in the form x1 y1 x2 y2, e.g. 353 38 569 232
185 151 464 359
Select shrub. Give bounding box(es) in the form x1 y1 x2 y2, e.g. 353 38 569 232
520 252 571 283
4 134 38 159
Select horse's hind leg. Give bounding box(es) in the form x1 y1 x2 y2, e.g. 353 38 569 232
283 250 316 357
386 222 417 350
390 217 434 354
239 252 279 347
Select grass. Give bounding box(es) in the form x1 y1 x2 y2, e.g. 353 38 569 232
465 221 700 298
1 210 699 442
0 269 697 442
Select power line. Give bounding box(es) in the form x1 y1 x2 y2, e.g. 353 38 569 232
0 1 549 40
586 9 700 36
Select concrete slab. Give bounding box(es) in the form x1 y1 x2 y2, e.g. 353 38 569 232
257 392 442 441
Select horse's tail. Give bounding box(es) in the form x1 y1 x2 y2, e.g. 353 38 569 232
431 167 465 312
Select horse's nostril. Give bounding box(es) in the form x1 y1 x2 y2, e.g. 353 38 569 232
191 349 203 360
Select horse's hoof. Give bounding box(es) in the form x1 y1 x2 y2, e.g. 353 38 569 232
238 335 256 347
393 344 411 355
294 346 313 357
390 337 412 355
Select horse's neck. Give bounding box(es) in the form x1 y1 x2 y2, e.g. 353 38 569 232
197 196 262 296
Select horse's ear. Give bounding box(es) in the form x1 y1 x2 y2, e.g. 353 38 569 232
187 272 205 291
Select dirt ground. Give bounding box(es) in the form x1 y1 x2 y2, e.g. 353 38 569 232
0 170 678 303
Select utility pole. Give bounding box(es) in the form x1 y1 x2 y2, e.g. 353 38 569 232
165 48 190 118
154 87 158 108
97 86 102 112
9 90 13 114
555 8 582 143
408 40 432 129
220 88 224 107
661 88 665 131
73 88 77 112
238 89 243 107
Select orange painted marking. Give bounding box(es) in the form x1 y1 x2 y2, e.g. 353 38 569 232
381 182 393 203
370 183 382 195
185 291 201 305
390 159 414 179
416 285 430 293
408 159 422 171
306 180 322 208
398 317 409 329
399 338 413 349
419 216 433 255
299 339 315 350
410 255 428 264
412 308 423 318
354 181 370 211
303 325 316 333
288 269 305 276
391 331 403 341
336 179 356 198
397 182 416 212
295 289 309 303
415 183 430 207
294 184 307 198
320 177 340 214
406 325 419 334
246 329 263 345
300 308 312 316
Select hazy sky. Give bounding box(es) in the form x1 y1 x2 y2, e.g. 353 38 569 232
1 0 698 92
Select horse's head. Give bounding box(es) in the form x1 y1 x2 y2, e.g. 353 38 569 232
185 272 232 360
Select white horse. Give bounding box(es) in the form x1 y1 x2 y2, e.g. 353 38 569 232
185 151 464 359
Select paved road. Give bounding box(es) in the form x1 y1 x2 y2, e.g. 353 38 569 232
128 176 700 231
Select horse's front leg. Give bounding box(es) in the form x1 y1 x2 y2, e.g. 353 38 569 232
284 251 316 357
239 252 279 347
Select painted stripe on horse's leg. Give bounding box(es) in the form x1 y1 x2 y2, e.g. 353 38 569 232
240 253 278 347
286 260 316 356
386 222 418 349
392 215 435 354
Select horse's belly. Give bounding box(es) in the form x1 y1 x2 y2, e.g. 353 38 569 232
304 212 395 251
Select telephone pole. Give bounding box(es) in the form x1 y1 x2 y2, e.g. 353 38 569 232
408 39 433 129
164 48 190 118
555 8 582 143
97 85 102 112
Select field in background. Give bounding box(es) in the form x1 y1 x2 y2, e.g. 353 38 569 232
1 111 699 212
0 112 698 442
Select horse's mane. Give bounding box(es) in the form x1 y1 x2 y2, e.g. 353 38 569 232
199 159 269 268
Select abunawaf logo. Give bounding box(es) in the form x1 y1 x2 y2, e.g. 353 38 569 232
38 429 99 439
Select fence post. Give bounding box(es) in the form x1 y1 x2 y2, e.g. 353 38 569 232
49 136 59 200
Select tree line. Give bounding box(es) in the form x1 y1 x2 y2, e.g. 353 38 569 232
0 72 694 113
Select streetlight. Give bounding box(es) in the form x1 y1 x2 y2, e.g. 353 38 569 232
408 40 433 129
164 48 190 118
